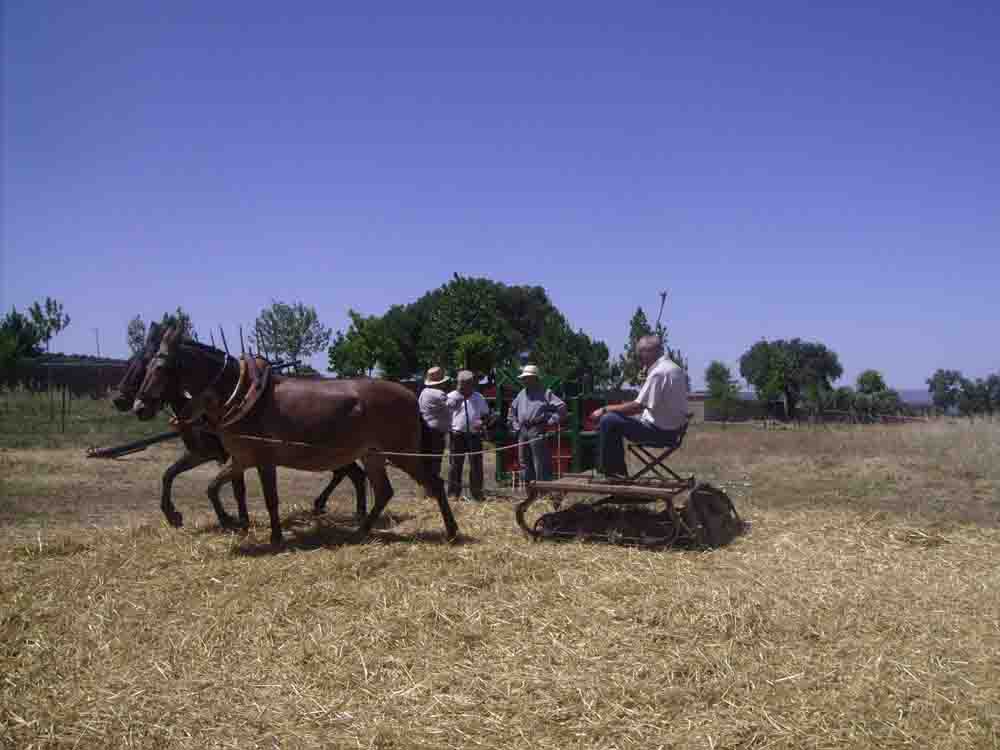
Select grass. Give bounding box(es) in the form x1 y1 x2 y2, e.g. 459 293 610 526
0 388 171 450
1 420 998 749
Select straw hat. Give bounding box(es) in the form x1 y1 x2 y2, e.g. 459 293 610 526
457 370 476 385
518 364 541 380
424 366 450 387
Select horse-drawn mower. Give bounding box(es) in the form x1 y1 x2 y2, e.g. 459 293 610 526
514 421 747 549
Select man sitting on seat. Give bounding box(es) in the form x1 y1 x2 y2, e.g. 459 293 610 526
590 335 688 479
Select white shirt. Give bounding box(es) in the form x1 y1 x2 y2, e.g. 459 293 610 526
636 355 688 430
446 390 490 433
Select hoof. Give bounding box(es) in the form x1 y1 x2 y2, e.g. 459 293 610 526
218 514 241 530
165 511 183 528
270 532 284 547
349 528 370 544
312 502 327 516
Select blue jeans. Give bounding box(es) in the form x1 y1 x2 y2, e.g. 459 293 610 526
597 413 680 476
518 428 552 483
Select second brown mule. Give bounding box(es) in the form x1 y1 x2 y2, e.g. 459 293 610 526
133 327 459 546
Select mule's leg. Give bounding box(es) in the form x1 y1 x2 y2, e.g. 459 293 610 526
312 472 345 515
232 473 249 529
161 450 215 528
207 463 244 529
392 453 459 541
313 464 367 517
256 464 283 546
355 455 394 540
346 462 368 520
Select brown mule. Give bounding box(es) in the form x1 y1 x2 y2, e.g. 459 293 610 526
133 326 458 546
114 324 368 529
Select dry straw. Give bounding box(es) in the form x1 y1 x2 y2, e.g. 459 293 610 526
2 420 998 748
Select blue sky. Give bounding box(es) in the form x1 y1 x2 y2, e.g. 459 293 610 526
4 1 998 389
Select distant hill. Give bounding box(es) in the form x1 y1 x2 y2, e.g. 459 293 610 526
898 389 932 406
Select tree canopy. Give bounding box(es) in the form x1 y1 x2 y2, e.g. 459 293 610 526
327 276 611 385
252 301 331 368
704 360 741 422
926 369 963 412
126 308 196 355
739 338 843 419
127 316 147 355
1 307 43 360
28 297 70 352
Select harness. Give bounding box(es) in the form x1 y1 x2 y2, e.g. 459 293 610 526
167 353 271 432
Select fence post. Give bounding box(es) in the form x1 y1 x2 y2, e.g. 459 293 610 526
48 365 55 424
61 385 67 433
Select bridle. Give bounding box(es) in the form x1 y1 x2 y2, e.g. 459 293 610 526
143 344 231 410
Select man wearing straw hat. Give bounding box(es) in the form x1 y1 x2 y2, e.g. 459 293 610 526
446 370 491 502
418 366 452 485
509 364 567 483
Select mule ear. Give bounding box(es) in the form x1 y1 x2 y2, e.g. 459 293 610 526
146 322 163 350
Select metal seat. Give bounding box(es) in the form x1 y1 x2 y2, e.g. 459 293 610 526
626 416 692 483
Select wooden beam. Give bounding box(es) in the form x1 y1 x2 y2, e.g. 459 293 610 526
529 480 689 500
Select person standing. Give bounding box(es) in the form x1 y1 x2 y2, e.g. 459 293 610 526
508 365 567 483
418 366 451 485
447 370 490 501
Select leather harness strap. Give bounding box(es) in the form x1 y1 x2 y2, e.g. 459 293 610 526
220 355 272 430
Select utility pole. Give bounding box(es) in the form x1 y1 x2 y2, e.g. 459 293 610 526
93 328 101 357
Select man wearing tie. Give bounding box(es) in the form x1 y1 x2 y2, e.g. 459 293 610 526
447 370 490 502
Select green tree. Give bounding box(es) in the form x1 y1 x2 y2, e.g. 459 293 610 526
616 304 688 389
0 331 17 378
705 361 738 399
833 385 856 412
0 307 42 360
252 301 331 370
616 307 652 387
856 369 887 395
926 369 962 413
425 275 513 371
327 276 612 384
957 377 993 418
739 339 843 419
987 374 1000 416
454 332 496 375
27 297 70 352
327 309 400 377
705 360 740 423
127 315 147 355
160 307 197 340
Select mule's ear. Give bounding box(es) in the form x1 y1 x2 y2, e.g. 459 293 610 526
146 322 163 350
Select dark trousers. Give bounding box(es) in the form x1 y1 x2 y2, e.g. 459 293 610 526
519 428 553 483
597 413 680 476
448 432 484 499
421 423 446 484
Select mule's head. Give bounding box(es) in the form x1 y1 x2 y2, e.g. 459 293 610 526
112 323 163 412
133 325 182 421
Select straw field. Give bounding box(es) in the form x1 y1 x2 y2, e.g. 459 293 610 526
2 416 998 749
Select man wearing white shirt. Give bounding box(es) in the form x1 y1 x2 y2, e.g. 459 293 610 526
447 370 490 501
590 336 688 479
418 366 451 485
